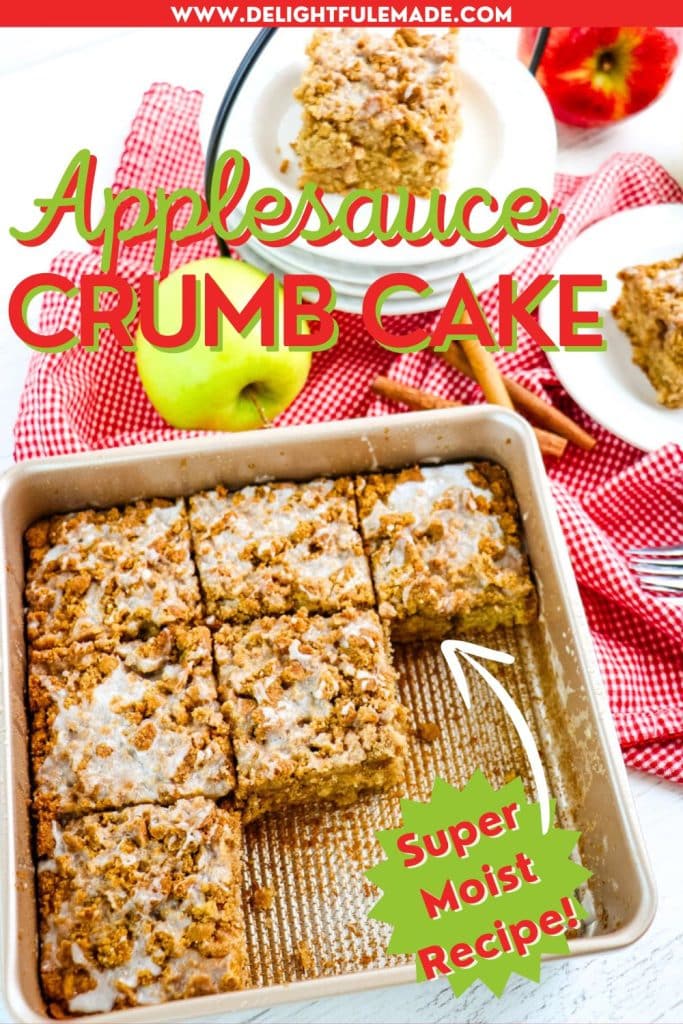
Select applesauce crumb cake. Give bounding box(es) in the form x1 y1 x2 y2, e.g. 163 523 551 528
23 462 539 1015
612 255 683 408
36 798 246 1016
188 477 374 623
214 608 407 822
25 499 201 650
356 462 537 641
293 28 461 195
29 625 234 822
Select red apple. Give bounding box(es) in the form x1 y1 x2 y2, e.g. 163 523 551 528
519 27 680 127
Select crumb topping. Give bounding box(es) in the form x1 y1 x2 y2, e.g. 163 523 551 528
189 477 374 622
29 626 234 818
25 499 201 650
293 28 460 195
356 462 536 629
296 28 458 125
214 608 406 806
620 255 683 308
38 799 245 1015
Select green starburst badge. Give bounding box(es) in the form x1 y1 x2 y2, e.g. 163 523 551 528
366 772 591 998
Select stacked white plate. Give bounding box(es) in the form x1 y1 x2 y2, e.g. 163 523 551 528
202 30 557 315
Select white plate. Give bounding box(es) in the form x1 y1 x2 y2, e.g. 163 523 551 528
543 204 683 452
238 230 525 295
239 225 526 286
204 31 556 267
234 231 521 315
232 238 451 313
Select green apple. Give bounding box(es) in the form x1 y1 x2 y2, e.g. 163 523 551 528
135 257 311 431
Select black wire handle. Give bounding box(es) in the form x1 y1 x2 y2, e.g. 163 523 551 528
204 28 278 257
528 27 550 76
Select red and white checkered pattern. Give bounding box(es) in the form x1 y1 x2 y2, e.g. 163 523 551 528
13 83 683 782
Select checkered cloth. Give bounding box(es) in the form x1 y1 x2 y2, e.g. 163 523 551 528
14 84 683 782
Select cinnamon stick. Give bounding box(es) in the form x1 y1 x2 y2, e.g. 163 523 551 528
530 427 568 460
371 377 567 459
458 337 515 410
440 345 596 451
371 376 462 411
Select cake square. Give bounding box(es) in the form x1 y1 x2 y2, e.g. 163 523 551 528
36 798 246 1016
356 462 538 641
612 255 683 408
29 625 234 820
188 477 374 623
293 27 460 195
25 498 202 650
214 608 407 821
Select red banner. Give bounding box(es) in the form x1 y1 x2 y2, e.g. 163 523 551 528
1 0 682 28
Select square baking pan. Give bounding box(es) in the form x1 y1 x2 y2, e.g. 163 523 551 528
0 407 656 1023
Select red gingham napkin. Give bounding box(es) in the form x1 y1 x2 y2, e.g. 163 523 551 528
13 84 683 782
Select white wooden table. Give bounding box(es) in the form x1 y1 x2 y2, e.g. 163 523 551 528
1 27 681 1024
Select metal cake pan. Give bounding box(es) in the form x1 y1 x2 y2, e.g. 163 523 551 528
0 407 656 1023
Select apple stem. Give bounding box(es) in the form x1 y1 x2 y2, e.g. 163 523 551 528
245 386 273 429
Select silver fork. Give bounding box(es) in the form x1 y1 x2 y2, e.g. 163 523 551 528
627 544 683 596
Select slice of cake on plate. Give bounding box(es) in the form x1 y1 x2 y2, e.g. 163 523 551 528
293 28 460 195
612 254 683 408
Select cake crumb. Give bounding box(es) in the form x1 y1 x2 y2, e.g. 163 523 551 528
295 940 315 973
250 885 274 912
416 720 441 743
279 158 290 174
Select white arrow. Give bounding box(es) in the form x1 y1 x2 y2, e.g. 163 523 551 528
440 639 551 834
